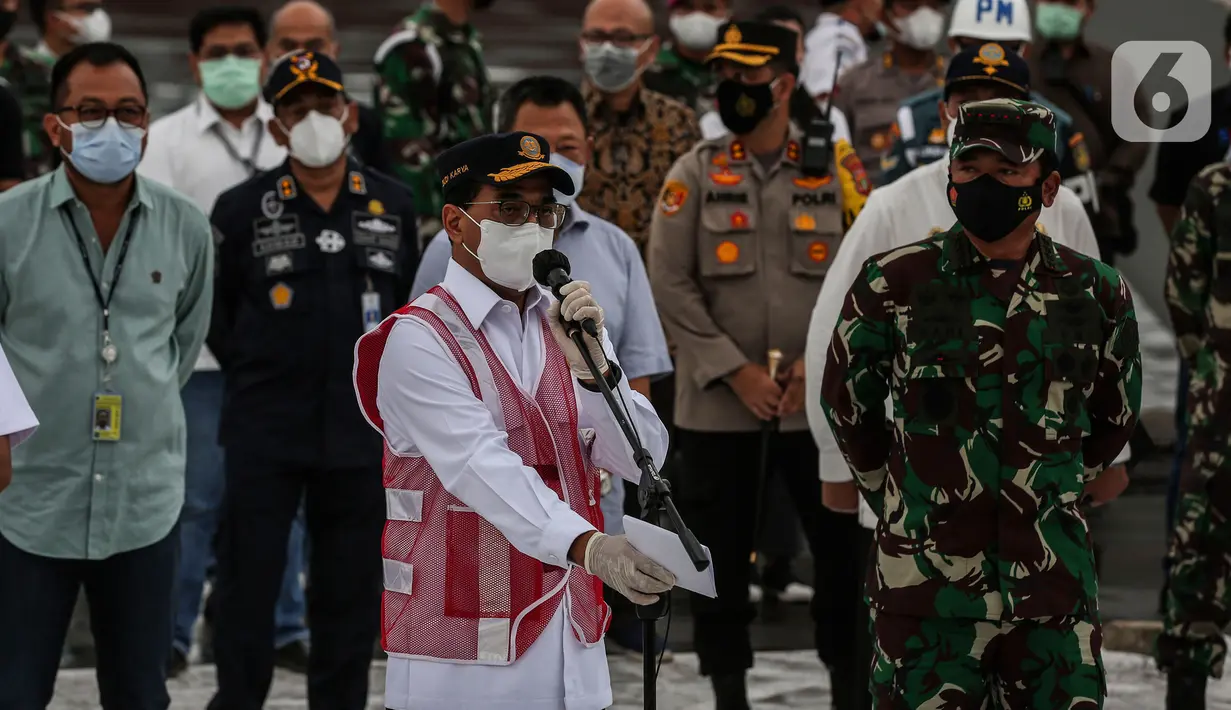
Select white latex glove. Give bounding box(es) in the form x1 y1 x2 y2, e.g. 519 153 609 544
546 280 609 380
583 532 677 605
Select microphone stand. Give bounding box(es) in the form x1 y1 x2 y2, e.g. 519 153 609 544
569 328 708 710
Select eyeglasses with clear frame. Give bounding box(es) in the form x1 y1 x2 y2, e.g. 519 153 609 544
465 201 568 229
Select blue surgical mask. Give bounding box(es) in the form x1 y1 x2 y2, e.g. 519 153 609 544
59 116 145 184
549 152 586 206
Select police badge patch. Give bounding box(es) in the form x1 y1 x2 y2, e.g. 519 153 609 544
261 191 284 219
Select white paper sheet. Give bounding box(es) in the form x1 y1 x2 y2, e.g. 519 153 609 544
622 516 717 598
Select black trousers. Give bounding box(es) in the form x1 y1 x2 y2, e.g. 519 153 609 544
0 525 178 710
852 525 876 710
676 429 864 679
208 454 384 710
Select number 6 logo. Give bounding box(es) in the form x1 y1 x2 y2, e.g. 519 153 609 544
1112 41 1211 143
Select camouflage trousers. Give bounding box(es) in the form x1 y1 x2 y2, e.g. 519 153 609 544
1156 369 1231 678
870 609 1105 709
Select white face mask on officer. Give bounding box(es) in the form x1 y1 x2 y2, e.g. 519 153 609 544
460 210 555 291
892 6 946 50
278 107 350 168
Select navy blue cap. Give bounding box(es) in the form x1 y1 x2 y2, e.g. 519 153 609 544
263 50 345 105
437 132 575 203
944 42 1030 100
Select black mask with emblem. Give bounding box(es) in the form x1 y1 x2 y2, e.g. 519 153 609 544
948 174 1044 244
717 79 775 136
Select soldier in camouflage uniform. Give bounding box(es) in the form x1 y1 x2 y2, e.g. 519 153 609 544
821 99 1141 708
1155 163 1231 710
374 1 494 242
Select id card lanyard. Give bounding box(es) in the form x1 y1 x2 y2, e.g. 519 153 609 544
209 122 265 177
64 206 140 385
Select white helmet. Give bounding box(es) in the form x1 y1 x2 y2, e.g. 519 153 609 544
947 0 1032 42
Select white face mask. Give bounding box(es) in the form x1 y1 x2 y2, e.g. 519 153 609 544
893 6 946 50
669 12 727 52
279 108 350 169
944 106 958 145
62 9 111 44
549 152 586 207
461 211 555 291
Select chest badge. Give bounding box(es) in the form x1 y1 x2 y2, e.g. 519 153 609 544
368 199 385 215
316 229 347 254
270 282 294 310
261 190 284 219
795 213 817 231
266 253 293 275
808 241 829 262
870 132 887 150
793 175 832 189
716 240 740 264
151 270 162 284
709 170 743 186
730 210 749 229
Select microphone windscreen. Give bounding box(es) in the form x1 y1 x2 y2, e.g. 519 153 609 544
533 249 571 287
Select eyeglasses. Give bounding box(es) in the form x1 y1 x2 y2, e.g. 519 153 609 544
55 104 147 129
466 201 568 229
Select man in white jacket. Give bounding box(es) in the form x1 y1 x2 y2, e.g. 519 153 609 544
803 44 1129 710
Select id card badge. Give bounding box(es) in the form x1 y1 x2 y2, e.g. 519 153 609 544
92 392 123 442
362 291 381 333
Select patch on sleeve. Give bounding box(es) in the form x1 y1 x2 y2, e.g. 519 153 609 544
659 179 689 216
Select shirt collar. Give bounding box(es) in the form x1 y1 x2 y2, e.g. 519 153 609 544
195 94 274 134
563 203 594 234
49 164 155 212
583 81 648 122
442 258 551 330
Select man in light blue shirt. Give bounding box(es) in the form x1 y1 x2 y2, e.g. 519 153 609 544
0 44 212 708
409 76 674 657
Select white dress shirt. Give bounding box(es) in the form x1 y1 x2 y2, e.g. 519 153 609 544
804 157 1128 529
375 260 669 710
0 341 37 449
801 13 869 98
139 94 287 371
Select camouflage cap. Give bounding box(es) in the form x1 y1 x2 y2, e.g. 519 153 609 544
949 98 1058 165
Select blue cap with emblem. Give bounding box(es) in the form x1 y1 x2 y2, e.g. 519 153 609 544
436 132 576 205
264 50 346 105
943 42 1030 100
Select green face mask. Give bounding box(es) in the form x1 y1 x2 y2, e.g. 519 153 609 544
1035 2 1085 41
199 55 262 110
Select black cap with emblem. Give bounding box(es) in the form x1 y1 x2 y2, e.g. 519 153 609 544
263 50 346 105
706 21 799 73
943 42 1030 100
436 132 575 205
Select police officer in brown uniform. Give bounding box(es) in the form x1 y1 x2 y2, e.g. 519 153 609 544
647 20 871 710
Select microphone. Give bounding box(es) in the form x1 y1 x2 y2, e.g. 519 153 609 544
533 249 600 338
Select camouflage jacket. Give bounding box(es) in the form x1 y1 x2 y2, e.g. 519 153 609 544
880 88 1093 204
374 4 492 219
1166 163 1231 368
820 225 1141 620
643 44 715 117
0 42 55 179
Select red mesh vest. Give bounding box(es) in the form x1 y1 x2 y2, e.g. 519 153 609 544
353 286 610 664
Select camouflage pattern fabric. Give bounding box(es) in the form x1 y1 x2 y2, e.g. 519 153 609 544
0 43 55 179
949 98 1058 165
1156 163 1231 679
820 225 1142 621
871 608 1106 708
643 43 716 117
375 4 492 220
879 87 1081 186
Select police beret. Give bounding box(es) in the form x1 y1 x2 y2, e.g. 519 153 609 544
437 132 574 203
263 50 345 104
706 21 797 69
944 42 1030 100
950 98 1058 165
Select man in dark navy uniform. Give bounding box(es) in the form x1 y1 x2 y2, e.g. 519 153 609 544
205 50 418 710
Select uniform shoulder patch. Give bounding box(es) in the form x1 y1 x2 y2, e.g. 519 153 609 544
660 179 689 216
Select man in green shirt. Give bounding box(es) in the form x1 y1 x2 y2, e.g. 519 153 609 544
0 43 212 708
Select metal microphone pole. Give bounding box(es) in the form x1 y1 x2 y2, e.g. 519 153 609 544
568 328 707 710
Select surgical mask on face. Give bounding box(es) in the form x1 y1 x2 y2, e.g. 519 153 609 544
669 12 726 52
58 116 144 184
278 108 350 168
461 210 555 291
61 8 112 44
199 55 263 110
582 40 649 93
549 152 586 207
893 6 946 50
1034 2 1084 41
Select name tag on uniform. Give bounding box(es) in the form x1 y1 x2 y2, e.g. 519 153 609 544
353 213 402 250
92 392 123 442
362 291 381 333
252 216 306 257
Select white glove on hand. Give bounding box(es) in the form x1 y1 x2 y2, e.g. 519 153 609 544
546 280 609 381
583 533 677 605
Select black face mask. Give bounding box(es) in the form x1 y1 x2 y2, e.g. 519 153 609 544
948 172 1043 243
717 79 774 135
0 10 16 41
